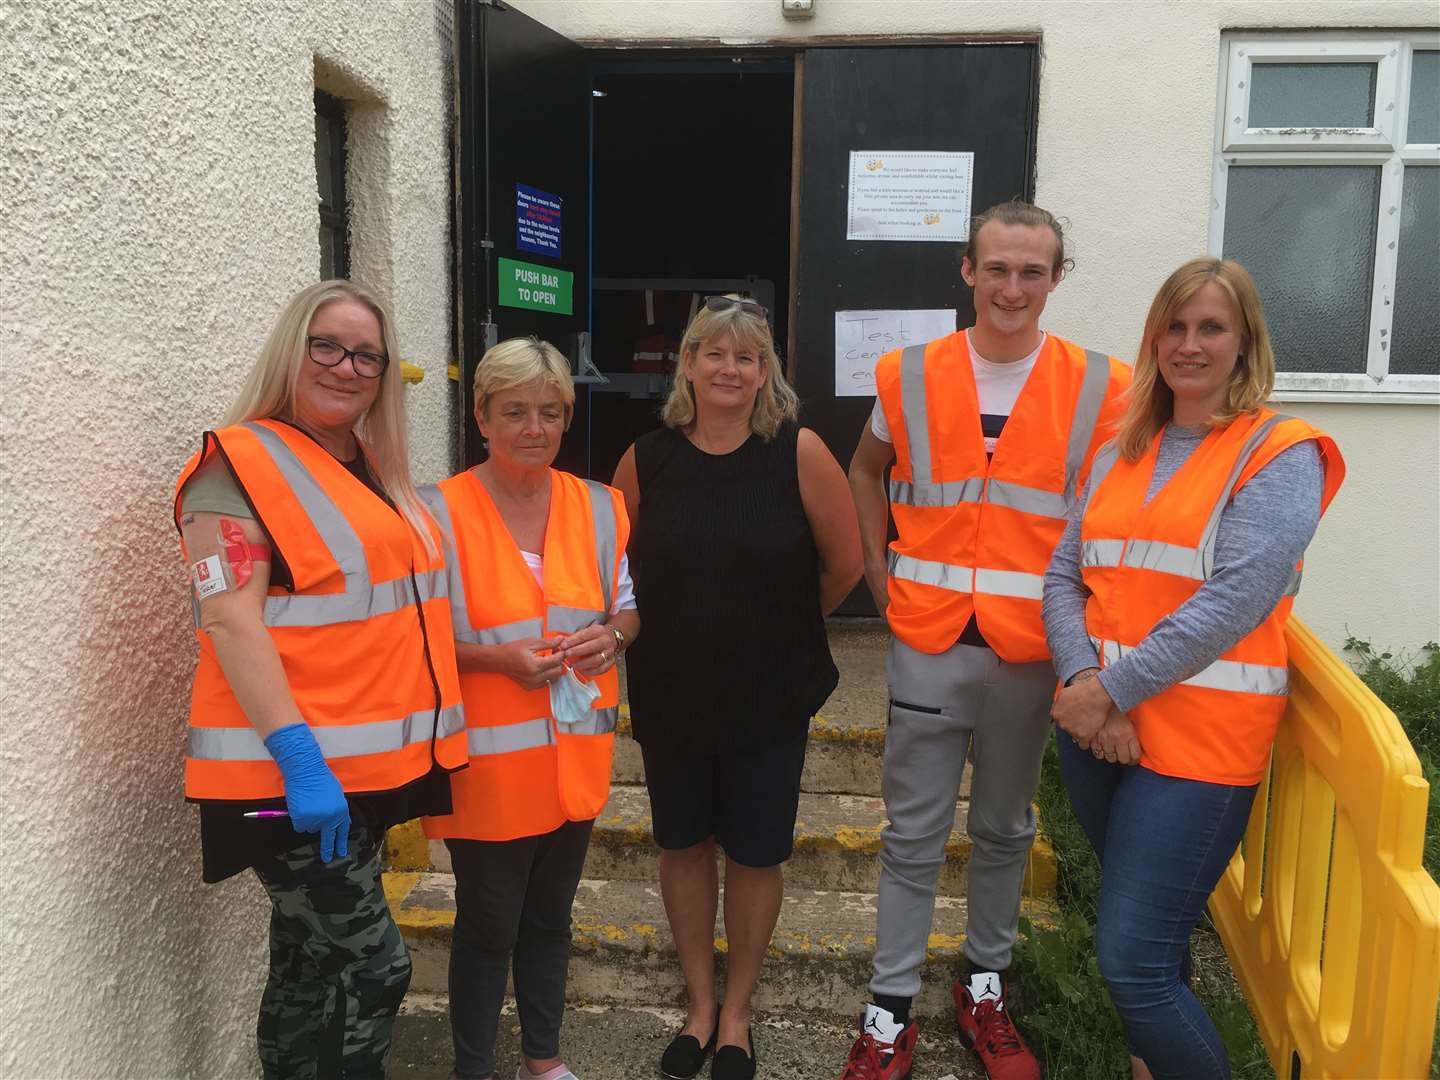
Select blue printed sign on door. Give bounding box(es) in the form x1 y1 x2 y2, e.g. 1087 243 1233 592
516 183 562 258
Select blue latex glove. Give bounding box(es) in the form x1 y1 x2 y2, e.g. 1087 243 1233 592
264 723 351 863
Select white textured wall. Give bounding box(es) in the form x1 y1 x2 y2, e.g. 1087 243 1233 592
513 0 1440 655
1 1 454 1076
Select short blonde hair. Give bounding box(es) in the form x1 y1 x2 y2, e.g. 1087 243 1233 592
662 296 799 440
473 337 575 424
220 278 437 557
1115 258 1276 461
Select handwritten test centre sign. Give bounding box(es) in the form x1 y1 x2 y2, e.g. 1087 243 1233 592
834 309 956 397
846 151 974 243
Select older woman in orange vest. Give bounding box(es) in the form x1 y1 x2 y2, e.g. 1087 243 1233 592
421 337 639 1080
175 279 468 1078
1042 258 1345 1080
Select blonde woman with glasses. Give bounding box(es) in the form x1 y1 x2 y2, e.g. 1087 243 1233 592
174 279 468 1078
613 295 862 1080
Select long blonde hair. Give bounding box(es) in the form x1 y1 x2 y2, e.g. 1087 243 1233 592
662 296 799 439
221 279 438 556
1115 258 1276 462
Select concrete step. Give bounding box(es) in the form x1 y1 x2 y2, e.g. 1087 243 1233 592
387 871 1057 1022
392 993 988 1079
419 784 1055 899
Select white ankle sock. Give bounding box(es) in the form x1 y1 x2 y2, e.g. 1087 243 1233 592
861 1002 904 1044
968 970 1004 1009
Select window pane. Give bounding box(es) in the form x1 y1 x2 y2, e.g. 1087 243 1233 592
1249 63 1376 128
315 113 335 208
1408 51 1440 144
320 223 337 280
1223 166 1380 374
1390 168 1440 375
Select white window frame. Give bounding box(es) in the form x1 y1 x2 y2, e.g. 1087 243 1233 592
1210 31 1439 403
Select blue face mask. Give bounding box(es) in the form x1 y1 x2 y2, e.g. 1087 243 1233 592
550 666 601 728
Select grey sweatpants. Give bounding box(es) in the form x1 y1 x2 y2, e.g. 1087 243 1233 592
869 637 1055 998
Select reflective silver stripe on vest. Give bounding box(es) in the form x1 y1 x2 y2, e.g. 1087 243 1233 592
1282 566 1303 598
974 567 1045 601
891 344 1110 518
419 482 472 634
467 704 618 756
889 551 973 593
1065 351 1112 501
264 569 445 628
985 479 1071 520
188 701 466 762
888 552 1046 600
238 422 433 629
1091 637 1288 696
888 476 985 509
1081 538 1125 569
585 480 617 612
898 344 932 486
561 706 618 736
548 606 607 634
1085 415 1292 586
469 716 554 755
468 617 545 646
1085 441 1123 501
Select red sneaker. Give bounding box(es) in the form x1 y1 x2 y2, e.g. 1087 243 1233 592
838 1006 919 1080
954 977 1040 1080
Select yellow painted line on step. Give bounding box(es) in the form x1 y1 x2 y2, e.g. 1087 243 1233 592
396 905 457 930
383 872 420 907
809 714 886 746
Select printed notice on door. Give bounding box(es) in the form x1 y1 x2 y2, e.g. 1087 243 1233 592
846 151 974 243
834 309 957 397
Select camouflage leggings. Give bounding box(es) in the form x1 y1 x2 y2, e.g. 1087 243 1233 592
252 821 411 1080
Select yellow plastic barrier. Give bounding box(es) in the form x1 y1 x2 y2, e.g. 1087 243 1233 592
1209 617 1440 1079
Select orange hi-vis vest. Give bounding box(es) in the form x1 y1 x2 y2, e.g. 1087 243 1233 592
1080 410 1345 786
876 331 1131 659
420 468 627 842
175 419 468 801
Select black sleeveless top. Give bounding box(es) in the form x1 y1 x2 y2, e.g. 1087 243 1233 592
625 421 838 753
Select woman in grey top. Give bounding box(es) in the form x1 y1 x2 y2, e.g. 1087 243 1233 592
1041 258 1344 1080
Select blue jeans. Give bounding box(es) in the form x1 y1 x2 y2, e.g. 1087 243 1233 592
1056 729 1258 1080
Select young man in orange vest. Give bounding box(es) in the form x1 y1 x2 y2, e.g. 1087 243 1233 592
839 201 1132 1080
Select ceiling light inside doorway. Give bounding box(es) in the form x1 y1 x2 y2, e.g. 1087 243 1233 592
781 0 814 17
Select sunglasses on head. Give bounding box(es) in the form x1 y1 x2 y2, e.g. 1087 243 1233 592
704 295 769 320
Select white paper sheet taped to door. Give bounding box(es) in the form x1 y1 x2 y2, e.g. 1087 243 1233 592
834 309 956 397
846 151 975 242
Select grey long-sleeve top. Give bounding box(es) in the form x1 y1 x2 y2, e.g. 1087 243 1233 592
1042 423 1324 713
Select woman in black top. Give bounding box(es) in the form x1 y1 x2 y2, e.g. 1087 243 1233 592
613 295 861 1080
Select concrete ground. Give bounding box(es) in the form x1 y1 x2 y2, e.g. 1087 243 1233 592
391 994 985 1080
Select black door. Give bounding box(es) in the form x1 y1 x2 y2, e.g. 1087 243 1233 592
455 0 591 471
792 44 1038 613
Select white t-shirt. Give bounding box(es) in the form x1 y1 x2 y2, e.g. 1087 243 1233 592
870 330 1045 454
520 549 637 615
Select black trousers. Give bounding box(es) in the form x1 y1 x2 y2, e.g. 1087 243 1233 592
445 819 594 1079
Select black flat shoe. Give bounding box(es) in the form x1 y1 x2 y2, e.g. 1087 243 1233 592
710 1029 756 1080
660 1016 718 1080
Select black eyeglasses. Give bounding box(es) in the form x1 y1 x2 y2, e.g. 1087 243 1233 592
307 336 389 378
704 295 769 320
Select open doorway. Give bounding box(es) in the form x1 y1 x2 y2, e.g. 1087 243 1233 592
584 58 795 482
